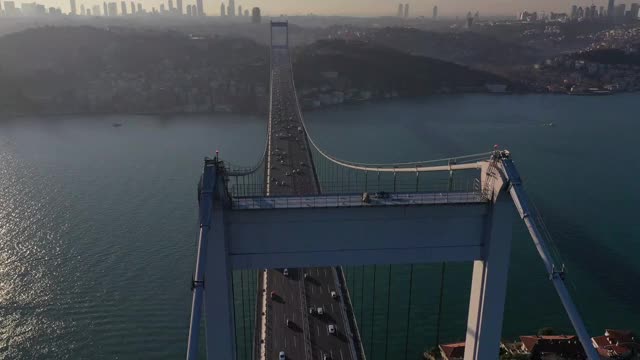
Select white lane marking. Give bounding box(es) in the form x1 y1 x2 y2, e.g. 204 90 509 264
331 303 334 312
316 325 320 337
284 336 287 349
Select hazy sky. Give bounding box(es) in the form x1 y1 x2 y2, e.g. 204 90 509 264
17 0 614 17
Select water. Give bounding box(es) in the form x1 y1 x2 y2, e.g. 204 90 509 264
1 94 639 359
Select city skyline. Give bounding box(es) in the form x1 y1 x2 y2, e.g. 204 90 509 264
0 0 631 17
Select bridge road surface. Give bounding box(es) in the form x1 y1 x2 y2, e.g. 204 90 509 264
264 48 354 360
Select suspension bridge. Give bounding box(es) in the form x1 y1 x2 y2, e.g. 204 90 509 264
185 22 599 360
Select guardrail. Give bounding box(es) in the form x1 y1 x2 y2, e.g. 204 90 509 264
232 191 486 210
299 271 313 360
334 266 366 360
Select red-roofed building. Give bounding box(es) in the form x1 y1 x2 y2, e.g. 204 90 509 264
519 335 587 359
439 342 465 360
591 329 639 359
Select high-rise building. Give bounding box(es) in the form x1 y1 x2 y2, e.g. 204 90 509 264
227 0 234 16
107 2 117 16
159 3 164 12
243 9 248 16
186 4 191 15
599 6 605 16
608 0 616 18
238 5 241 16
79 3 84 15
577 6 584 18
397 3 402 17
220 2 225 16
195 0 202 15
136 3 141 13
403 3 409 18
432 5 438 19
176 0 182 14
130 1 134 14
571 5 577 19
629 3 640 18
251 6 260 23
615 3 626 17
120 1 126 15
167 0 173 11
3 1 17 16
69 0 76 14
92 4 100 15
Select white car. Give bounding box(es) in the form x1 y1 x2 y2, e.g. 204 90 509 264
283 268 289 276
331 291 338 299
317 307 324 315
279 351 286 360
328 324 336 335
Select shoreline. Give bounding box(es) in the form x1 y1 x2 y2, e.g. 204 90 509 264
1 91 638 120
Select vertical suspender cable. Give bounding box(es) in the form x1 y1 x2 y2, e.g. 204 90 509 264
404 265 414 360
370 265 377 360
360 265 365 326
384 265 392 360
241 270 248 359
231 271 239 358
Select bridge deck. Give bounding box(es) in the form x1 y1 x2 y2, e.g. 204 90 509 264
233 191 486 210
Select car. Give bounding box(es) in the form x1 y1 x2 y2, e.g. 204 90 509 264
331 291 338 299
303 272 309 280
283 268 289 276
328 324 336 335
286 319 292 327
309 307 316 315
279 351 286 360
317 307 324 315
323 354 331 360
270 291 277 299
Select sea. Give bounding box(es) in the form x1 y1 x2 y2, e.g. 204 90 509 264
1 93 639 359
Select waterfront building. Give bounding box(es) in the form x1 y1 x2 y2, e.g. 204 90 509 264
120 1 126 15
237 5 241 16
397 3 402 17
136 3 141 12
629 3 640 18
69 0 76 14
220 2 224 16
433 5 437 19
107 2 117 16
195 0 202 15
91 4 99 15
176 0 181 14
403 3 409 18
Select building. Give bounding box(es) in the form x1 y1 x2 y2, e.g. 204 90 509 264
107 2 117 16
91 4 100 15
69 0 76 14
608 0 616 18
520 335 586 359
629 3 640 18
237 4 241 16
592 329 639 359
403 3 409 18
227 0 234 16
439 342 465 360
136 3 141 12
176 0 182 14
195 0 202 15
21 2 45 16
251 6 260 23
615 3 626 18
4 1 17 16
571 4 577 19
79 3 84 15
397 3 402 17
433 5 437 19
103 1 107 16
243 9 247 16
120 1 126 15
219 2 224 16
129 1 134 14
